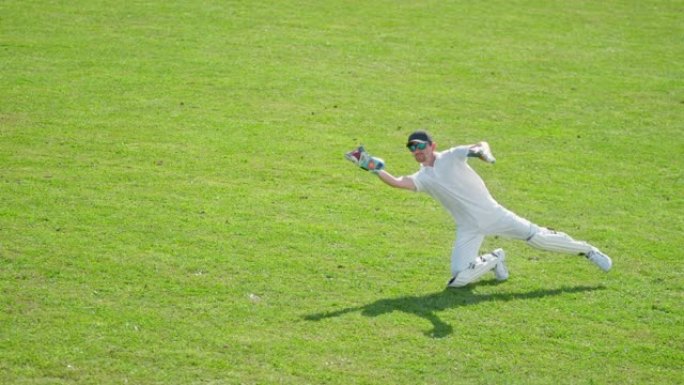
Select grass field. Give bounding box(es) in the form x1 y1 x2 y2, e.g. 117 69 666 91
1 0 683 384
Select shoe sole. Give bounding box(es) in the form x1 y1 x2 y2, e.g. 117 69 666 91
493 249 509 281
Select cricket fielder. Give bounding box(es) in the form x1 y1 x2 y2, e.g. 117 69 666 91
345 130 612 288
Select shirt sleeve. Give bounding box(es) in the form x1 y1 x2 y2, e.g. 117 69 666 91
446 145 470 160
408 171 423 192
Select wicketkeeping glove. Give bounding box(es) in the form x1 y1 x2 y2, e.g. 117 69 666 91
344 145 385 174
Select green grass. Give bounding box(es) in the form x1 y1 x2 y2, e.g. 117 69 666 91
1 0 682 384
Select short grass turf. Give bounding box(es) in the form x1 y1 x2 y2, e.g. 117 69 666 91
1 0 682 384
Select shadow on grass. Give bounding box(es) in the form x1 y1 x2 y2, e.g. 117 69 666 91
304 283 605 338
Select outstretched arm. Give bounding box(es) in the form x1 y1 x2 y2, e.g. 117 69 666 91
467 141 496 163
344 145 415 190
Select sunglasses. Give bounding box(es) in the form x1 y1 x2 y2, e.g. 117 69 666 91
407 141 428 152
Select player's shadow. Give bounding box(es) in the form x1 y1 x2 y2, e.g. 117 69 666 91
304 283 604 338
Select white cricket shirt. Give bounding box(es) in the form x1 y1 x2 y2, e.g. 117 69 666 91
410 146 506 229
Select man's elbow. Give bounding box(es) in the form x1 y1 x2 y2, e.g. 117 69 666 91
395 176 416 191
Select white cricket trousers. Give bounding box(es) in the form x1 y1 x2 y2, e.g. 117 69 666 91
450 209 594 275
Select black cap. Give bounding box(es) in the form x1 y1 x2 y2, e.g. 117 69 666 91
407 130 432 145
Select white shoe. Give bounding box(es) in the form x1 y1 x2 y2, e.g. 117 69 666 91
447 255 499 288
492 248 509 281
585 248 612 272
